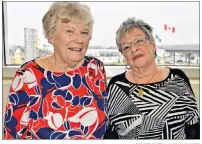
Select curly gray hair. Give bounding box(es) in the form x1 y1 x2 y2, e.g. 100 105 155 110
116 17 156 56
42 2 94 40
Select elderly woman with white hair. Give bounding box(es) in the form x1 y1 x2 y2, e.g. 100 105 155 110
4 2 108 139
104 17 199 139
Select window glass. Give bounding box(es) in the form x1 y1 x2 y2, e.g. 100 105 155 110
3 2 199 66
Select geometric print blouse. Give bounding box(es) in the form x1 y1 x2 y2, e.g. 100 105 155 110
4 56 108 139
105 68 199 139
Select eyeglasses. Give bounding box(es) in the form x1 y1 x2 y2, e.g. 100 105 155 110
120 36 149 53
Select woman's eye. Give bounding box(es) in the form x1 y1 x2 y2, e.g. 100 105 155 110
66 30 73 34
123 46 130 51
136 39 144 44
81 31 89 36
124 47 129 50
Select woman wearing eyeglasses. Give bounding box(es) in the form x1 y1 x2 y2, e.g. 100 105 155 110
104 17 199 139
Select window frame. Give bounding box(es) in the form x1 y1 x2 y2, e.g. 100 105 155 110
2 2 9 67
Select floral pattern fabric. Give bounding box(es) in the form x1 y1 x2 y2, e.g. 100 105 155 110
4 56 108 139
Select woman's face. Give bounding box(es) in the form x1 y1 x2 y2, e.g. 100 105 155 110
49 21 91 64
120 27 156 69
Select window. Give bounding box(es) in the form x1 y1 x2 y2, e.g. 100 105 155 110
3 2 199 66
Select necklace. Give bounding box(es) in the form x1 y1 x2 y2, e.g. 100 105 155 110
132 68 158 96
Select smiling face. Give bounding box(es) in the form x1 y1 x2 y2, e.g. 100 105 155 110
120 27 156 69
49 21 91 65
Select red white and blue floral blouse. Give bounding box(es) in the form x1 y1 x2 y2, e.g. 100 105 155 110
4 56 108 139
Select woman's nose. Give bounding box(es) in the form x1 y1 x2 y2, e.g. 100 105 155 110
74 34 84 44
131 44 138 53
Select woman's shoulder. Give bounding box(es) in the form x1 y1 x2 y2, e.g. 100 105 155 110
11 59 39 91
21 59 36 68
15 58 39 75
108 72 126 85
85 56 104 65
169 67 188 79
84 56 106 72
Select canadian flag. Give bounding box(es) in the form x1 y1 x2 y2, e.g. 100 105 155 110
164 24 175 33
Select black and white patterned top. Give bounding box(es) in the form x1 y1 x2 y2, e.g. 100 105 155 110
104 68 200 139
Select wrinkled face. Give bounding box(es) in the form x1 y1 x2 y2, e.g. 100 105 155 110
120 27 156 69
49 21 91 63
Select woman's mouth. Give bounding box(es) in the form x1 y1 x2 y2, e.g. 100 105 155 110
133 54 144 60
69 48 82 51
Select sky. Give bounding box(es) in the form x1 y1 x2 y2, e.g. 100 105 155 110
5 1 199 47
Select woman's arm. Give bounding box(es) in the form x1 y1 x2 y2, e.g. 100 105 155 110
179 69 200 139
4 68 32 139
103 77 120 139
103 123 119 139
185 122 200 139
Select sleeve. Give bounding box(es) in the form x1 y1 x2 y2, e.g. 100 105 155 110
97 60 108 114
99 61 108 115
184 84 200 139
103 122 119 139
179 69 200 139
4 67 32 139
184 88 200 139
103 78 119 139
94 59 110 137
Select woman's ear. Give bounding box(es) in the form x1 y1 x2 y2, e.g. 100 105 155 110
89 28 93 40
151 40 156 52
48 37 54 45
151 41 157 58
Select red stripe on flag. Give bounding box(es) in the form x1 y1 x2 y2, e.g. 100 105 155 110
164 24 167 30
172 27 175 33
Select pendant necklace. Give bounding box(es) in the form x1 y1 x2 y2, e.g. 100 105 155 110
133 68 157 96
